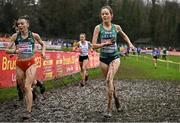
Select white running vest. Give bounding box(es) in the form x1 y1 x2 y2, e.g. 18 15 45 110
79 41 89 56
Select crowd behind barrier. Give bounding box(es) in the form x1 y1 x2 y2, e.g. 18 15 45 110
0 34 11 42
0 42 68 51
0 50 100 88
0 38 74 50
119 45 180 56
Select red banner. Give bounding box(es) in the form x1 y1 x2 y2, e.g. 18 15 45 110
0 50 99 88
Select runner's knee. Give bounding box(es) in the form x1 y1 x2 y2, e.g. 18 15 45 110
107 81 114 93
109 86 114 93
24 80 32 92
82 66 87 72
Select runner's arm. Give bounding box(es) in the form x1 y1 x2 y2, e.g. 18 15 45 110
116 25 135 49
72 42 80 52
92 25 112 49
88 42 93 52
5 33 18 54
33 33 46 58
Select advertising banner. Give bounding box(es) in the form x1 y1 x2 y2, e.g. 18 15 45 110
0 50 99 88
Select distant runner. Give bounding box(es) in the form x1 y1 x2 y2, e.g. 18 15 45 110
73 33 93 87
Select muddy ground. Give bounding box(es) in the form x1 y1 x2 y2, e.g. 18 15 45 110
0 79 180 122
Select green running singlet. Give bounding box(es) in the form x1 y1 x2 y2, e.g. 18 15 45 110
15 31 35 59
99 23 119 58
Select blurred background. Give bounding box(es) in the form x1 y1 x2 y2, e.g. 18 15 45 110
0 0 180 50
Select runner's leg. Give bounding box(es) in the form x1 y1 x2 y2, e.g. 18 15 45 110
24 64 36 112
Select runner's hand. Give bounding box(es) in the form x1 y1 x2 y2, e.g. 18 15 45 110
111 37 116 44
15 49 23 54
9 54 14 58
129 43 135 50
41 53 46 59
102 41 113 46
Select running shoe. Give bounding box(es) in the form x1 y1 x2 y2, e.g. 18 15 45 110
114 96 121 112
85 74 88 81
17 84 24 101
36 80 45 94
32 87 37 101
80 81 85 87
22 111 31 120
104 111 112 118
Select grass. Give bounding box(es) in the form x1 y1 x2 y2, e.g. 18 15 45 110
1 54 180 102
0 88 17 101
145 54 180 63
117 54 180 80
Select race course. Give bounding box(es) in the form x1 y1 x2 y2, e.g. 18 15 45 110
0 79 179 122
